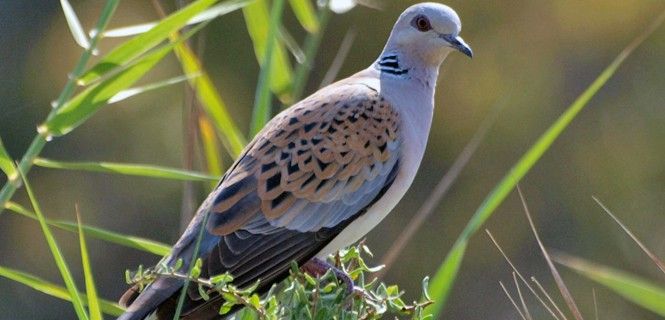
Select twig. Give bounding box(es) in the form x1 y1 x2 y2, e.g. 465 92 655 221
518 185 584 320
531 277 566 320
500 281 527 320
486 229 562 320
592 196 665 275
592 288 599 320
514 272 533 320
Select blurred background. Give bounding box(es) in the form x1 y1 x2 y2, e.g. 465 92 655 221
1 0 664 319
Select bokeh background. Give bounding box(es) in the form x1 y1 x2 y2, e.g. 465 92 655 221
1 0 664 319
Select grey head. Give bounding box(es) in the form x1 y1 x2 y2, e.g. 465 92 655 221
379 2 472 72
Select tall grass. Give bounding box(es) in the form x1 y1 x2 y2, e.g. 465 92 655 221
1 1 664 319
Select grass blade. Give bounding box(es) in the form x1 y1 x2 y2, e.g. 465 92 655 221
592 197 665 274
5 201 171 256
0 265 124 316
500 281 528 320
0 136 17 182
172 38 247 157
76 208 102 320
102 0 252 38
278 27 306 63
34 158 220 182
78 0 216 85
41 23 206 137
60 0 91 50
108 73 198 104
519 186 583 320
288 0 320 33
243 0 293 102
426 11 665 318
198 116 225 190
17 169 89 320
486 230 563 320
553 252 665 317
250 0 286 136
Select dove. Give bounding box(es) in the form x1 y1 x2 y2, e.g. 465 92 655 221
118 2 472 319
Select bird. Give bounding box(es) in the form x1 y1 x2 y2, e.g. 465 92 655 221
118 2 472 319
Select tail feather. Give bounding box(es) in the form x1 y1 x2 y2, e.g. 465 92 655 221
117 277 183 320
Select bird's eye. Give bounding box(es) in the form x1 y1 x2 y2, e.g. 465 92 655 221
412 15 432 32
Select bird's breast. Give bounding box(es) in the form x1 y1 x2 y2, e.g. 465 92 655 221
316 87 434 257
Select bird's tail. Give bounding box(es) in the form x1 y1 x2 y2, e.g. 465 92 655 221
117 277 183 320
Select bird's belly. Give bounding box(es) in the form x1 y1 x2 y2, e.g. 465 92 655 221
315 138 425 258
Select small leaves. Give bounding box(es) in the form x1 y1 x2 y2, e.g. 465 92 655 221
123 243 431 319
60 0 91 50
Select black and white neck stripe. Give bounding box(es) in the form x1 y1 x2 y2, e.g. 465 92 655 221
377 54 409 76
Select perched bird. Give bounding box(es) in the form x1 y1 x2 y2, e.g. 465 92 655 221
119 2 472 319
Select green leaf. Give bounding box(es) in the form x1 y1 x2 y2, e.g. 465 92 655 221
250 0 286 136
173 38 247 157
0 265 124 316
17 169 89 320
108 73 199 104
78 0 217 85
60 0 91 49
288 0 319 33
41 23 205 137
5 201 171 256
555 253 665 316
243 0 293 102
76 211 102 320
34 158 220 182
426 13 665 317
0 136 17 182
102 0 253 38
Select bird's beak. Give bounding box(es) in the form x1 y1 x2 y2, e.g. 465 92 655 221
441 34 473 58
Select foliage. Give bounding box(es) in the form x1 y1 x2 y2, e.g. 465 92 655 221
126 244 433 319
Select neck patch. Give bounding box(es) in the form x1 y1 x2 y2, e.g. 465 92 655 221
378 54 409 76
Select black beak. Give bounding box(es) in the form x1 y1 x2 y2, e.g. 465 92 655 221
441 34 473 58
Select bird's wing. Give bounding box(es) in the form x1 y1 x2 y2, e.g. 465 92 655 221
185 81 401 317
120 80 402 319
207 80 400 235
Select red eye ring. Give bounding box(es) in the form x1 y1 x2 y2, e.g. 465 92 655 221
412 15 432 32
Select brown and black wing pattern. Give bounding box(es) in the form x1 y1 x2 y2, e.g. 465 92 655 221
119 82 401 320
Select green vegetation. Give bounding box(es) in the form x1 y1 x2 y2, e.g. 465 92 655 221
0 1 664 319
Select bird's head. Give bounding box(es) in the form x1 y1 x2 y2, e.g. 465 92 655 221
384 3 472 67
